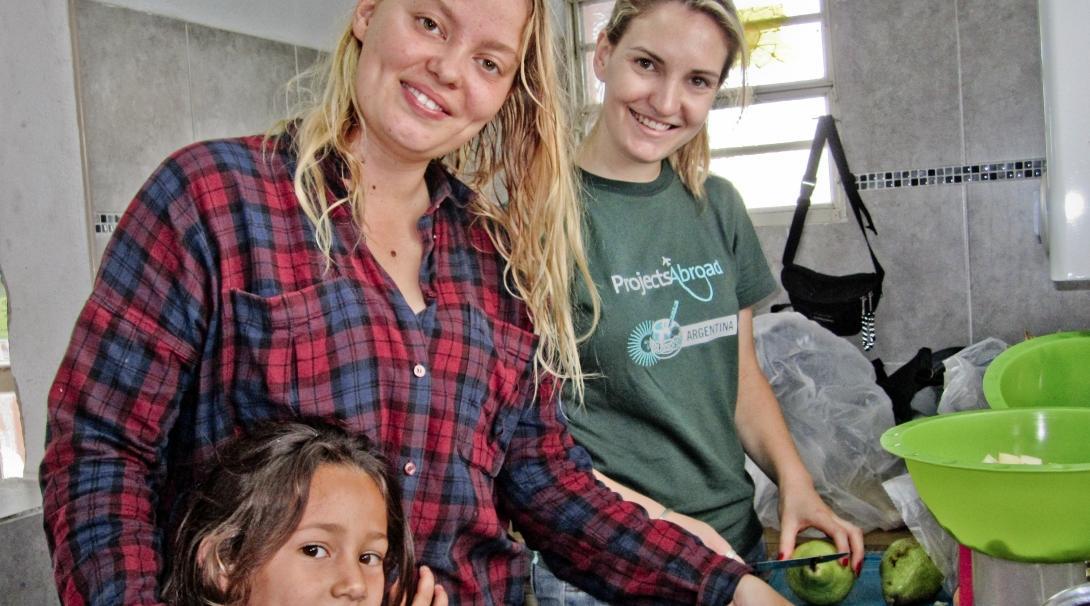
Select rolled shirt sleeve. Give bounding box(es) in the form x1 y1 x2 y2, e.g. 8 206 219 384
499 378 751 605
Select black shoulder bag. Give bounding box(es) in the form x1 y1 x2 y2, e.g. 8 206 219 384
778 115 884 350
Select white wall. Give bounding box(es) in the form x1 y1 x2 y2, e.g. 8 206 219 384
0 0 95 482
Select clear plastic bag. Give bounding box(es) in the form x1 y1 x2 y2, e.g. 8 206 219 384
882 473 959 596
936 337 1008 414
750 312 905 532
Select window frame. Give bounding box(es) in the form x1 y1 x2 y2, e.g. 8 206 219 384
565 0 845 226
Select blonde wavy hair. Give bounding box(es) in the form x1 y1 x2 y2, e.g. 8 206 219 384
592 0 748 200
271 0 597 398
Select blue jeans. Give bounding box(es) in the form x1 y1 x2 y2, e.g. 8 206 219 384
529 540 767 605
529 551 610 606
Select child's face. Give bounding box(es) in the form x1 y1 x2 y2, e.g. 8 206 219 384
248 463 390 605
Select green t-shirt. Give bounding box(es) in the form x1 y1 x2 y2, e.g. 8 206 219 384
568 162 777 554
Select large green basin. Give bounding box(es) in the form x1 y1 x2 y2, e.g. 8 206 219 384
983 331 1090 409
881 408 1090 563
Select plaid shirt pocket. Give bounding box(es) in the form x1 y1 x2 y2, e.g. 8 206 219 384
227 278 380 425
449 305 537 478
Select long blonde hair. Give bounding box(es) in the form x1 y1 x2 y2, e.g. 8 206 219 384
592 0 748 200
272 0 597 398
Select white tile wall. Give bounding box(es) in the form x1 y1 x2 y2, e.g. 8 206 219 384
756 0 1089 365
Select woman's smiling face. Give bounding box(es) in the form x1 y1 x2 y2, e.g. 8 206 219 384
592 1 730 177
350 0 530 165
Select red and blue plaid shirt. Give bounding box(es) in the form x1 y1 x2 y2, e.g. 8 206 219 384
40 134 748 605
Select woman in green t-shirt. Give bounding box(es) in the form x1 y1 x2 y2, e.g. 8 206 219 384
532 1 864 603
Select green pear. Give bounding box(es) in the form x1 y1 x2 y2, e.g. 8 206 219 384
880 537 943 605
786 540 855 605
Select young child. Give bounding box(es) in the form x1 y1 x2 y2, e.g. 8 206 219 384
162 421 445 606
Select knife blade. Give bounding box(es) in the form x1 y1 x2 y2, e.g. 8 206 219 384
749 551 849 573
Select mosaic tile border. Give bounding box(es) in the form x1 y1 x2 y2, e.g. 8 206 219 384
93 212 122 235
89 158 1045 228
857 158 1045 191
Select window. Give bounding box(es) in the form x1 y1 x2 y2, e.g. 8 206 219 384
0 275 24 479
570 0 839 224
0 279 8 367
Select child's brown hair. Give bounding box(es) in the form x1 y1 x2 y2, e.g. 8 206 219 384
162 420 413 605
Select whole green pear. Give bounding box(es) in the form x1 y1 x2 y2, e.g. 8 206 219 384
880 537 943 605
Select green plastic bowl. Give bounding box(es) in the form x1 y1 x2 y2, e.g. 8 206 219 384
881 408 1090 563
983 331 1090 409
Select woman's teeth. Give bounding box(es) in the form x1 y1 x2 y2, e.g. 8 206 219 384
407 85 442 112
633 111 671 131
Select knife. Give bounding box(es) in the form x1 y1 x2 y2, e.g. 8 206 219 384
749 551 849 573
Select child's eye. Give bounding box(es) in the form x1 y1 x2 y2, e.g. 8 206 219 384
301 544 330 558
360 552 385 567
635 57 654 71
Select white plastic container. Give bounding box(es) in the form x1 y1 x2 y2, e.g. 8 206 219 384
972 551 1087 606
1038 0 1090 282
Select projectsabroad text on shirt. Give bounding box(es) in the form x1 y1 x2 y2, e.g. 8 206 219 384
610 255 738 367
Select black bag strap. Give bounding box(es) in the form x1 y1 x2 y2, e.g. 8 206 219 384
782 116 884 278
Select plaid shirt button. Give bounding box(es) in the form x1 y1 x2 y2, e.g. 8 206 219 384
403 461 417 476
413 363 427 378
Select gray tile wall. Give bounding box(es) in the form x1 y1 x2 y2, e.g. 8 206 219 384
755 0 1090 365
76 2 192 263
75 0 321 265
